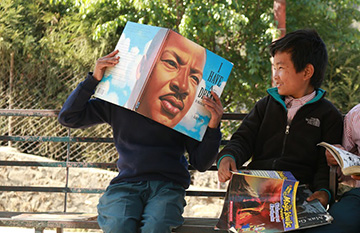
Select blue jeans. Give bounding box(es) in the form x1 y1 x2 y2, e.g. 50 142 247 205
304 187 360 233
97 180 186 233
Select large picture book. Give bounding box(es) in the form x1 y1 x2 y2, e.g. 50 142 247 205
93 21 233 141
215 170 333 232
318 141 360 176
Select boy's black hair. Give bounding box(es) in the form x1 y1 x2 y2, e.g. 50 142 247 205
269 29 328 89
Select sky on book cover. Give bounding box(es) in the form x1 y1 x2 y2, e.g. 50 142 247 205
174 51 232 140
98 22 162 107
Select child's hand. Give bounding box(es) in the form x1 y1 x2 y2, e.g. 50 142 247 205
218 156 237 183
306 190 329 208
203 91 223 129
93 50 120 81
325 144 344 166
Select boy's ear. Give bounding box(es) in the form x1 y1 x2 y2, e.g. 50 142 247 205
304 64 314 80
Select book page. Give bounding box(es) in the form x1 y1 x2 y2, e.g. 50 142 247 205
236 170 297 181
319 142 344 167
343 165 360 176
329 145 360 169
318 142 360 175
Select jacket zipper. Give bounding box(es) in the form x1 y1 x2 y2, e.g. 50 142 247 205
268 88 323 170
272 124 290 169
281 125 290 156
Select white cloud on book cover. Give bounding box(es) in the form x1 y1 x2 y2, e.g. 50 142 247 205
174 80 211 140
100 32 146 106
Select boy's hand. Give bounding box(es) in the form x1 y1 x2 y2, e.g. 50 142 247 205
93 50 120 81
218 156 237 182
325 144 344 166
306 190 329 208
203 91 223 129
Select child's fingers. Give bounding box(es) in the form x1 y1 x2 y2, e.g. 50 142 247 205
104 50 119 58
211 91 221 104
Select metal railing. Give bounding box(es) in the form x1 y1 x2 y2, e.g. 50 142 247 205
0 109 246 212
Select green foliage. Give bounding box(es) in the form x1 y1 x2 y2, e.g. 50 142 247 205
325 53 360 112
2 0 359 111
287 0 360 113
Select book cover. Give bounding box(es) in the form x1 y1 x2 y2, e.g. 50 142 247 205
295 185 333 230
94 21 233 141
318 142 360 176
215 171 332 232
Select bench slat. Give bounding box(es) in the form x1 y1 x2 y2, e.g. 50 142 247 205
0 212 228 232
0 186 226 197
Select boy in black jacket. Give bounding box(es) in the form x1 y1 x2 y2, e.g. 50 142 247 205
217 29 343 207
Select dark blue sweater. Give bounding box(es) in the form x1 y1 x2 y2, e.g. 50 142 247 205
58 73 222 188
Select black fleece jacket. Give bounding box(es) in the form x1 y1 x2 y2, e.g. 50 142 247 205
217 87 343 192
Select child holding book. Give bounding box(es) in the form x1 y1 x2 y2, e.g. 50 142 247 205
136 30 207 128
306 103 360 233
217 29 343 208
58 49 224 233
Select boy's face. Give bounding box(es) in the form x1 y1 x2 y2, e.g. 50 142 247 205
272 51 313 99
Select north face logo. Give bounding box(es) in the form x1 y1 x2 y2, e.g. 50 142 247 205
305 117 320 127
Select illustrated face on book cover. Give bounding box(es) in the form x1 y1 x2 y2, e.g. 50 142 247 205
137 31 206 128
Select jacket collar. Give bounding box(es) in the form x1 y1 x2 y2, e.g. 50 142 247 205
267 87 326 110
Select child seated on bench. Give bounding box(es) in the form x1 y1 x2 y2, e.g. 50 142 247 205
58 45 224 232
217 29 343 207
305 103 360 233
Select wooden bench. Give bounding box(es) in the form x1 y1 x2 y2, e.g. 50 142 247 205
0 109 246 233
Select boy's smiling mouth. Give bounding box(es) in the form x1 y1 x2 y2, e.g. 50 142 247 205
274 82 283 88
